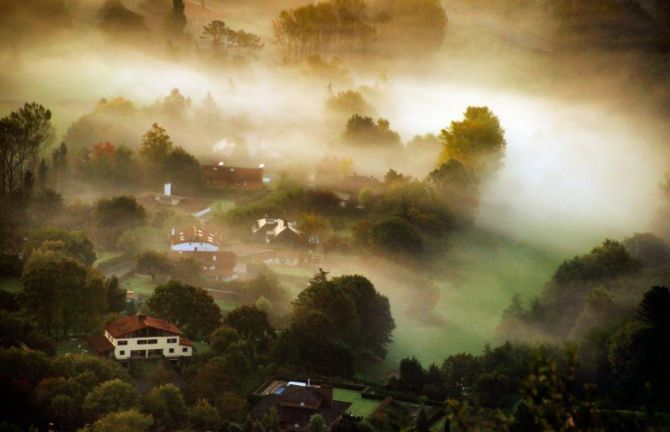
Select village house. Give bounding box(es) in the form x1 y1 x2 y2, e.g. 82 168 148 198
136 183 213 219
170 225 246 280
87 314 192 362
251 381 351 432
203 163 264 189
252 218 306 247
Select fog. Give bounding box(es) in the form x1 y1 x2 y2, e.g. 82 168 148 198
5 37 667 254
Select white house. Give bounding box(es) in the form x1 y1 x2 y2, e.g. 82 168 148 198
252 218 305 247
170 226 220 252
88 315 192 361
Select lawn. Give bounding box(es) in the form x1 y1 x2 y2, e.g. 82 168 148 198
95 251 123 266
122 275 157 296
0 277 22 293
382 228 563 369
214 297 239 313
56 338 90 356
333 388 381 418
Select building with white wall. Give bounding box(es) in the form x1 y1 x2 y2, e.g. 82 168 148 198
88 315 192 361
170 226 220 252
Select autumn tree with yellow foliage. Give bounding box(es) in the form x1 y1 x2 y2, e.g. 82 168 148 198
438 106 506 174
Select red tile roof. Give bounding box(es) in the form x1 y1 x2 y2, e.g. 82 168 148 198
105 315 182 338
179 337 193 347
87 335 114 355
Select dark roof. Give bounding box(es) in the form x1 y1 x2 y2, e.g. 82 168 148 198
203 165 263 185
250 386 350 431
106 315 182 338
87 335 114 355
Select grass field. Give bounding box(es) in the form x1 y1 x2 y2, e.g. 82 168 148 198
122 275 157 296
381 228 563 371
0 277 22 293
333 388 381 418
95 251 123 266
56 338 90 356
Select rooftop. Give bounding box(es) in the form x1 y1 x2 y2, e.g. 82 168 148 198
105 315 182 338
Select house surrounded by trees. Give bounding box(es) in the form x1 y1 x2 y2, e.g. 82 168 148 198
251 381 351 432
203 163 264 188
87 314 193 362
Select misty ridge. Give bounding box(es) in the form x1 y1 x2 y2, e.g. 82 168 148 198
1 0 670 431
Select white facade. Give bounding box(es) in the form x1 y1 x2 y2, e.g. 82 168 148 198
103 330 192 360
170 241 219 252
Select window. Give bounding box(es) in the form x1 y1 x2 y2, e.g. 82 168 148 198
167 338 177 344
138 340 147 345
182 347 188 352
118 340 127 346
147 339 157 344
119 350 125 355
169 348 174 353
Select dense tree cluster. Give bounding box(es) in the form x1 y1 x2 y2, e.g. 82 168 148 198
276 270 394 376
274 0 375 62
342 115 401 148
200 20 263 61
144 280 222 340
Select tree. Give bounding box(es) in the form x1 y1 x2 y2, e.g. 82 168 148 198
0 103 54 196
308 414 327 432
98 0 147 35
343 114 401 147
83 379 140 421
552 239 640 285
638 286 670 325
441 353 481 399
162 147 206 194
117 227 163 257
285 271 394 374
438 106 505 173
170 255 203 286
201 20 263 60
143 384 187 430
273 0 374 62
209 325 242 354
397 357 425 394
145 280 222 340
139 123 173 165
416 408 429 432
23 227 96 266
299 213 333 246
80 409 153 432
136 251 173 282
327 90 375 117
368 217 423 255
48 394 80 431
94 196 146 249
223 306 275 352
22 249 106 335
165 0 186 38
189 399 222 431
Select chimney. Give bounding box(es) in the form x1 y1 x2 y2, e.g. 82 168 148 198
138 314 146 321
164 182 172 196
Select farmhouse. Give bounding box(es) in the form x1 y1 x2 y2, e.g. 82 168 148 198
203 163 264 189
251 382 350 432
87 314 192 362
252 218 305 247
170 226 221 252
170 226 245 280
